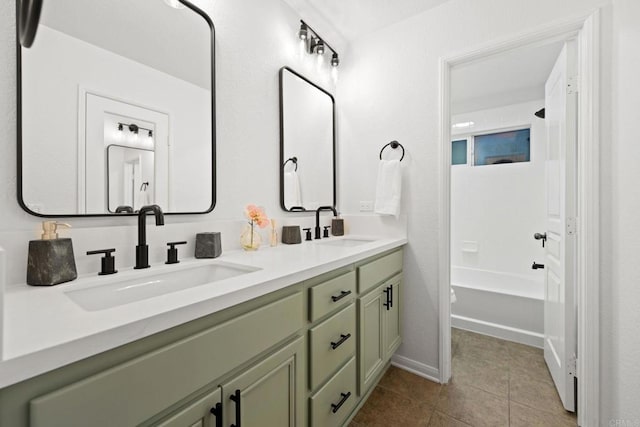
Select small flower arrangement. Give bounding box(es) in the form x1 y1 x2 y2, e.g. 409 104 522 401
242 204 269 250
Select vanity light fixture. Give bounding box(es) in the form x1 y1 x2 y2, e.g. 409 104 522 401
117 122 153 137
298 20 339 67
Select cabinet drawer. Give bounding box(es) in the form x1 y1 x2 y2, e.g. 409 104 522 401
309 357 357 427
30 292 303 427
308 271 356 322
309 304 356 390
358 250 403 294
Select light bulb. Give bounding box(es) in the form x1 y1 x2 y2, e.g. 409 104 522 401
298 23 308 40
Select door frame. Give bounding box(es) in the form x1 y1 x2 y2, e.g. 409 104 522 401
438 10 600 426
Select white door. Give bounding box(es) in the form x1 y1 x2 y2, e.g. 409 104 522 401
543 40 578 412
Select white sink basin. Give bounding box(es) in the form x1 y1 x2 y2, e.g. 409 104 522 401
65 262 260 311
316 238 375 247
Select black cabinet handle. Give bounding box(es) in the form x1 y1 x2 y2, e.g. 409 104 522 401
383 286 391 310
210 402 223 427
331 391 352 414
330 333 351 350
230 389 241 427
331 290 352 302
389 285 394 308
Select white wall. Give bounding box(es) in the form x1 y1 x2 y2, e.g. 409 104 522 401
451 100 546 281
600 0 640 420
337 0 640 421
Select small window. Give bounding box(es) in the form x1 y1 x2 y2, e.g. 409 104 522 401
474 129 530 166
451 139 467 165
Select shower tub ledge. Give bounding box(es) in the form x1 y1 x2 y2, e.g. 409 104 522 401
451 266 544 348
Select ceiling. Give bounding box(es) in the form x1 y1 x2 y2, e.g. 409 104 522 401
451 40 565 114
282 0 451 48
305 0 451 41
39 0 211 90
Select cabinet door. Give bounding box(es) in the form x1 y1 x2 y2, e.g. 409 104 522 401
358 285 385 394
384 278 402 358
221 337 305 427
155 388 222 427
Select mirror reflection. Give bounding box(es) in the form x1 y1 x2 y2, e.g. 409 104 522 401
19 0 214 215
107 145 157 213
280 67 335 212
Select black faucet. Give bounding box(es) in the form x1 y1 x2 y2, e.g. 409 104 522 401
135 205 165 269
315 206 337 239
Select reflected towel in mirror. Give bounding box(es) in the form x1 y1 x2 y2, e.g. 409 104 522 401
374 159 402 218
284 171 302 208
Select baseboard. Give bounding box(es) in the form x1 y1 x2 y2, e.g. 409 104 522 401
451 314 544 348
391 354 440 383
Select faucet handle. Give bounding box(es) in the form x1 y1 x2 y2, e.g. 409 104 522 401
323 226 331 238
166 241 187 264
86 248 117 275
303 228 312 241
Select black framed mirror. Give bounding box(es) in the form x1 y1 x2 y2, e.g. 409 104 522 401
279 67 336 212
17 0 215 216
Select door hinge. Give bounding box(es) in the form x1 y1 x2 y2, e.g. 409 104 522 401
566 217 577 236
567 75 580 94
568 354 577 377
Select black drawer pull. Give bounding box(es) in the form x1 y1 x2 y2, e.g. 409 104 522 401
230 389 241 427
331 391 352 413
331 290 352 302
383 286 391 310
210 402 223 427
330 333 351 350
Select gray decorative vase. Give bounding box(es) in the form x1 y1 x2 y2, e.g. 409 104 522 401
281 226 302 244
331 219 345 236
195 232 222 258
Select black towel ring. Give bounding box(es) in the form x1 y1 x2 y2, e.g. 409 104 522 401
379 141 405 161
283 157 298 171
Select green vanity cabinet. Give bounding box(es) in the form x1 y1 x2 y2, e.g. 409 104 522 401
0 247 404 427
221 337 305 427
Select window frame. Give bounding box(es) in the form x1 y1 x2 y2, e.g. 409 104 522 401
451 124 532 167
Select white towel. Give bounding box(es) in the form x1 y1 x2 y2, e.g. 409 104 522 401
374 159 402 218
284 171 302 209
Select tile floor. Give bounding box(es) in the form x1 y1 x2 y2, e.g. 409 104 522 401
350 328 577 426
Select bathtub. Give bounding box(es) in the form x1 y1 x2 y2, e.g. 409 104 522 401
451 266 544 348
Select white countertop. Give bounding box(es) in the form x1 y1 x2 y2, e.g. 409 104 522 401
0 235 406 388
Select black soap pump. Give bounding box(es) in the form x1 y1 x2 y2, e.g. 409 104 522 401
27 221 78 286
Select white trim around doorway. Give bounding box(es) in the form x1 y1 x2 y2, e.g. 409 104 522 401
438 10 600 426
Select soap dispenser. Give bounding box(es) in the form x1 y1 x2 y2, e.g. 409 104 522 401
27 221 78 286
